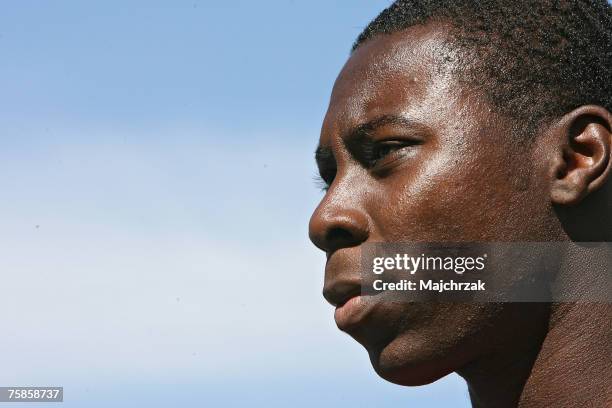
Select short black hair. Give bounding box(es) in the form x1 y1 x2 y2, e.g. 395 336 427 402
353 0 612 135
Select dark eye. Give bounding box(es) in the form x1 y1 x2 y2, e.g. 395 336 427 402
373 142 401 161
368 141 415 168
314 175 330 192
314 165 336 192
314 145 336 192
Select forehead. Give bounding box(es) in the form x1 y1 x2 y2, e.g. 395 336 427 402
322 25 461 142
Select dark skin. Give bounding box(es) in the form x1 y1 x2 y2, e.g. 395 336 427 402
309 24 612 407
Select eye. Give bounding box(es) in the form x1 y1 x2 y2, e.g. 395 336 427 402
314 145 336 192
314 167 336 192
367 140 417 168
372 142 403 161
314 174 331 192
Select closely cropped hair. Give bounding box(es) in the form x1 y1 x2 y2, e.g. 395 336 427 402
354 0 612 136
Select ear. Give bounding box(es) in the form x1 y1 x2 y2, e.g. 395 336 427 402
549 105 612 206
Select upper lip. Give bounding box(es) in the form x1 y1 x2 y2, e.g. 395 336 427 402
323 278 362 308
322 248 363 307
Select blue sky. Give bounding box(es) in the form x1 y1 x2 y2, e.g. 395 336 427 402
0 1 470 407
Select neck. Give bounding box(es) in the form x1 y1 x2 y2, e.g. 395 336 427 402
519 303 611 406
460 303 611 407
459 244 612 407
462 342 540 407
457 303 546 408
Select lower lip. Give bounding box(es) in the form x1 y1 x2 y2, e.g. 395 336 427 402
334 295 369 329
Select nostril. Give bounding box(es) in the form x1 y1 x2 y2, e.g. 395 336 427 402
325 226 367 253
327 227 356 249
309 207 370 253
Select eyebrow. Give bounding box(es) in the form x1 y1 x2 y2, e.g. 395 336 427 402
350 114 423 137
315 114 428 164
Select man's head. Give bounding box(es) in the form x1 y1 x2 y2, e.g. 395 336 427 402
309 0 611 386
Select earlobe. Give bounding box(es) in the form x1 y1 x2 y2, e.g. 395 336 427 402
550 106 612 206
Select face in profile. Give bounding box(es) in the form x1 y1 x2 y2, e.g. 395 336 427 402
308 24 570 386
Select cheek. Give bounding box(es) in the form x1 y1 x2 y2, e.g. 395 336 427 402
369 145 539 241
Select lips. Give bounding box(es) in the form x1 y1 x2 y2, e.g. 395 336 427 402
323 248 376 330
323 276 360 306
334 294 371 329
324 277 374 330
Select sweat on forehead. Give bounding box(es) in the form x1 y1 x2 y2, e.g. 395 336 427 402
352 0 612 134
325 26 464 142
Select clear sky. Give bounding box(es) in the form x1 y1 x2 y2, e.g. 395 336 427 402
0 1 470 406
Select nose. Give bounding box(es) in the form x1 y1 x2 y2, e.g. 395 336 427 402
308 199 370 254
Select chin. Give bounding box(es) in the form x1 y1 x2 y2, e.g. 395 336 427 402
367 335 460 386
